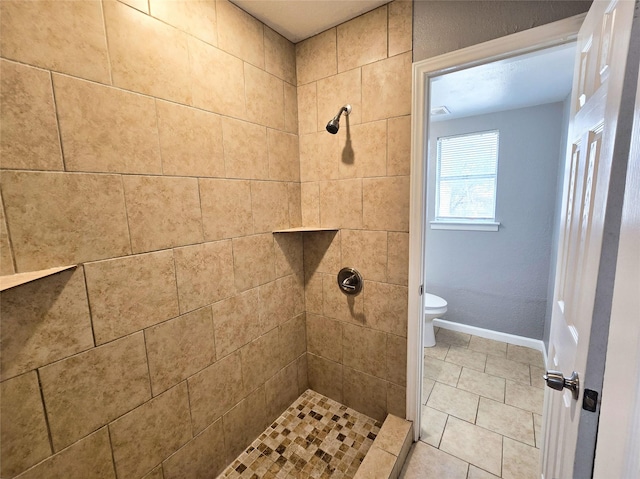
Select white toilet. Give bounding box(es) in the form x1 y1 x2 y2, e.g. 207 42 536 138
423 293 447 347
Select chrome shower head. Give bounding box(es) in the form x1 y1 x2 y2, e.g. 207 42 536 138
326 104 352 134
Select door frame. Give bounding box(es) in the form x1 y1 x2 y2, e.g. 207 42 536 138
406 14 586 443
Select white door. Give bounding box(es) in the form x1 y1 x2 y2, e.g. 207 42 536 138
542 0 637 477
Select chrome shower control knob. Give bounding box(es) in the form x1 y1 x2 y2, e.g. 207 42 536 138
544 370 580 399
337 267 362 296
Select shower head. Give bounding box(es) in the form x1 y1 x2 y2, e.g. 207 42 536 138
326 104 352 134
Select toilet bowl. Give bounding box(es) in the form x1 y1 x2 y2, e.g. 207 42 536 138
423 293 447 347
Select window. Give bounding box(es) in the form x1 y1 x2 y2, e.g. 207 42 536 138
434 130 499 228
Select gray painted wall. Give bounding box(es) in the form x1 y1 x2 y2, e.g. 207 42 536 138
425 103 566 339
413 1 592 61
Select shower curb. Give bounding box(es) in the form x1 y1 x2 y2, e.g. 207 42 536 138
354 414 413 479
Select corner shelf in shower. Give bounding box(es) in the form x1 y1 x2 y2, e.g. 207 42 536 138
272 227 339 233
0 265 77 292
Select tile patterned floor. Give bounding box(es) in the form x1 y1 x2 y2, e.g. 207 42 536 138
218 389 382 479
401 328 546 479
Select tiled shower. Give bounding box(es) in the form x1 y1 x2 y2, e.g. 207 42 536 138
0 1 412 478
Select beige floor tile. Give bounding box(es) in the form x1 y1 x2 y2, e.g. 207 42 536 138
422 378 435 405
436 329 471 347
502 437 540 479
445 347 487 372
440 417 502 477
534 414 542 449
485 355 530 385
424 343 450 360
400 441 468 479
457 368 505 403
468 336 507 358
424 357 462 387
427 383 479 424
476 398 535 446
507 344 545 367
505 380 544 415
530 365 546 389
420 406 448 448
467 465 500 479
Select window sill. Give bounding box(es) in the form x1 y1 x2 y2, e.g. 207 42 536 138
429 221 500 232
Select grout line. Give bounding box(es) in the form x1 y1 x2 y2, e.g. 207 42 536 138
36 369 56 454
99 0 114 86
141 328 155 397
48 72 67 172
106 425 120 479
0 186 19 274
82 265 98 347
119 175 135 255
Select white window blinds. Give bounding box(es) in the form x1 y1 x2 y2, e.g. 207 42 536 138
436 130 499 221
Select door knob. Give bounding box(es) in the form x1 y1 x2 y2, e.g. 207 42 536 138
544 370 580 399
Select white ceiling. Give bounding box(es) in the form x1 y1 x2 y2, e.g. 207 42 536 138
430 42 577 121
230 0 389 43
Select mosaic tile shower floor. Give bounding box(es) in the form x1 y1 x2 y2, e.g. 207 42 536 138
218 389 382 479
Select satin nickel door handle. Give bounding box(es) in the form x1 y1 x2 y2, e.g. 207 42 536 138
544 370 580 400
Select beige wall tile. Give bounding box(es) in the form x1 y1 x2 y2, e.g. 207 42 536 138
268 129 300 181
188 351 243 434
0 268 93 381
188 37 246 117
240 328 280 395
307 353 343 403
222 386 267 463
356 446 395 478
104 0 191 104
0 197 13 275
273 232 303 278
110 383 192 479
319 179 363 228
288 182 303 228
386 333 407 386
54 74 161 174
265 361 299 423
296 29 337 85
222 117 268 179
211 289 261 358
388 0 413 56
297 82 317 134
304 270 324 315
297 353 309 393
0 171 131 271
251 181 290 233
343 366 387 422
119 0 149 13
199 178 253 241
323 273 364 323
303 230 341 277
363 176 410 231
387 115 411 176
364 281 408 337
362 52 412 122
264 26 296 84
338 120 387 178
150 0 217 46
0 0 110 83
387 232 409 285
162 419 226 479
157 101 225 177
232 233 276 291
337 6 387 72
245 64 284 130
299 131 340 182
216 0 264 69
279 314 306 366
341 229 387 282
40 333 151 451
13 428 115 479
307 314 343 363
387 382 406 418
343 323 386 378
145 308 215 396
316 68 362 131
301 182 320 226
284 82 298 134
84 250 179 345
174 240 235 314
123 175 203 253
0 372 51 478
0 60 62 171
260 276 295 333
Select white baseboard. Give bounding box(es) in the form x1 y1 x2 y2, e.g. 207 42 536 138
433 318 548 361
